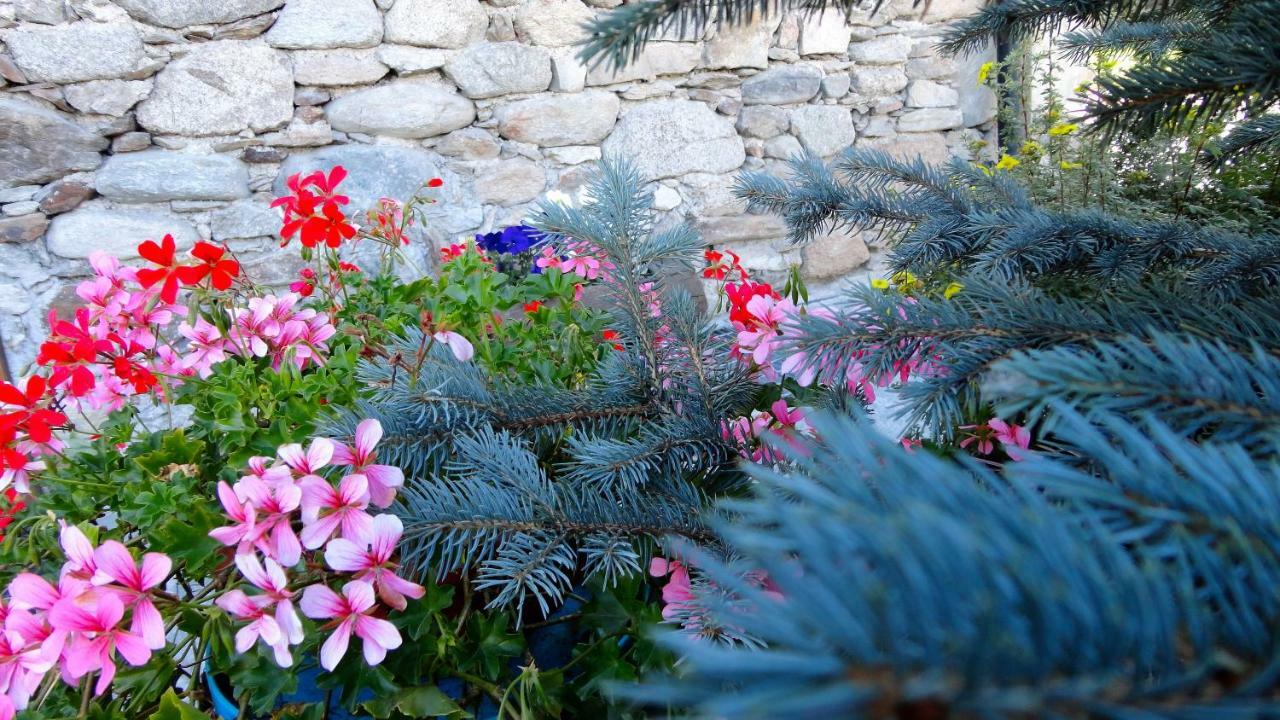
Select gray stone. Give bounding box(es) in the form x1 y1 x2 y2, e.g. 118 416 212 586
602 100 745 180
210 199 281 240
212 12 281 41
864 132 950 164
63 80 152 117
445 42 552 99
741 64 823 105
897 107 963 132
544 145 601 164
652 185 681 210
802 231 870 280
0 186 38 203
326 79 474 138
384 0 487 49
585 42 699 85
702 14 780 70
953 39 997 127
487 14 517 42
495 91 619 147
376 45 453 74
294 87 331 106
95 151 250 203
1 201 37 216
37 179 94 214
436 128 501 159
906 55 955 80
0 98 106 188
798 8 852 55
290 49 389 86
763 134 803 159
549 49 587 92
244 147 289 163
276 145 482 233
736 106 790 138
790 105 854 157
0 213 47 244
906 79 959 108
473 159 545 206
6 22 145 83
114 0 284 28
0 55 27 85
15 0 70 24
266 0 382 49
861 116 896 137
47 206 198 258
514 0 593 47
851 67 908 95
138 40 293 136
821 73 851 98
112 132 153 153
695 214 787 245
849 35 913 64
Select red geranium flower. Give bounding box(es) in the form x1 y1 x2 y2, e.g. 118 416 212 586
272 166 356 249
427 178 444 188
135 234 186 303
523 301 542 314
0 376 66 443
178 242 240 291
602 329 623 351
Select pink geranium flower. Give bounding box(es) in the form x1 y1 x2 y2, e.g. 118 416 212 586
58 523 97 581
48 593 150 696
234 476 302 567
331 420 403 509
218 554 302 666
89 541 171 650
324 515 424 611
299 581 402 670
649 557 694 621
299 473 374 549
209 481 257 551
278 438 333 486
432 331 474 362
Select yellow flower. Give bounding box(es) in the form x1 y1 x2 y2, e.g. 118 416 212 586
871 278 890 290
890 271 918 287
976 61 995 85
994 154 1020 171
1048 122 1079 137
1059 160 1084 170
943 282 963 299
1019 140 1043 157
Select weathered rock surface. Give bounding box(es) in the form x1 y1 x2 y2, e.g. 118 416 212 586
741 64 823 105
906 79 959 108
95 151 249 203
495 91 619 147
695 214 787 245
790 105 854 157
0 214 48 244
326 79 475 138
137 40 293 136
47 206 198 258
0 99 106 188
603 100 745 180
436 128 501 159
897 107 963 132
798 8 852 55
852 67 909 95
210 199 282 240
702 14 780 70
514 0 593 47
849 35 913 64
445 42 552 99
290 49 389 86
266 0 383 49
802 231 870 279
473 159 546 206
36 179 94 215
114 0 284 28
63 79 152 117
736 106 790 138
384 0 487 48
6 22 145 83
376 45 453 74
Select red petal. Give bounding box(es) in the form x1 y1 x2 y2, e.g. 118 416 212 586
190 241 224 264
0 383 26 407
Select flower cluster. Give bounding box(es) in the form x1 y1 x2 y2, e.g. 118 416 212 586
722 399 814 465
474 225 544 256
0 524 173 718
534 240 613 281
211 419 420 670
960 417 1033 459
272 167 356 249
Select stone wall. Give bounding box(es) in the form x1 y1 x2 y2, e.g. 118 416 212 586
0 0 994 371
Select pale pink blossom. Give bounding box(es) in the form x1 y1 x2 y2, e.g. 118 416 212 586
299 473 374 550
432 331 474 362
324 515 423 611
299 581 401 670
331 420 403 509
649 558 694 622
177 317 229 378
89 541 171 649
0 459 43 495
58 523 97 580
209 480 257 550
48 593 150 696
219 554 303 666
234 475 302 566
278 438 333 485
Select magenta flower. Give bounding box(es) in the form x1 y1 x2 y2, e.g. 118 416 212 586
217 554 302 667
89 541 171 650
209 480 257 550
649 557 694 621
299 473 374 550
234 476 302 567
48 593 150 696
988 418 1032 460
58 523 97 581
331 420 404 509
324 515 424 611
299 581 401 670
177 317 228 378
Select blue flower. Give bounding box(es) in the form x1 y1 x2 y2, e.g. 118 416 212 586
474 225 545 255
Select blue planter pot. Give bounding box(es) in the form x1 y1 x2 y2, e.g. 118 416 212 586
206 661 371 720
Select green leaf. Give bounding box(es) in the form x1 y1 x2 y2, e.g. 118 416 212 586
463 612 524 679
362 686 470 719
148 689 212 720
114 655 178 712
